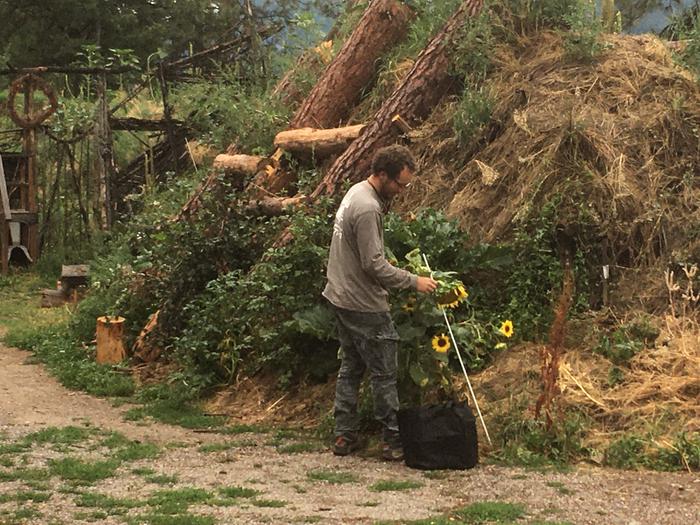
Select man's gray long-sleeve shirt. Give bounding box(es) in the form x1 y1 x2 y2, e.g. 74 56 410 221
323 181 417 313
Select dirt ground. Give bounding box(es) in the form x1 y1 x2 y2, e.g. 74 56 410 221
0 342 698 525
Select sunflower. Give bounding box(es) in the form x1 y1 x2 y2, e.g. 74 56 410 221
432 333 450 353
436 288 460 309
499 320 514 338
456 285 469 301
402 296 416 312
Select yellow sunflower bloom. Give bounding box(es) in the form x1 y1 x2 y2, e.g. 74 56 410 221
457 285 469 301
437 299 460 309
432 334 450 353
402 296 416 312
499 320 514 338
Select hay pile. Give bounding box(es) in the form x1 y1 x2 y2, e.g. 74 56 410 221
402 31 700 270
560 315 699 437
398 31 700 450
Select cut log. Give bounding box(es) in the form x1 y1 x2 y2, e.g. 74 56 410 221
96 316 127 364
213 154 268 174
290 0 415 129
245 195 308 216
274 124 365 158
41 288 68 308
311 0 485 199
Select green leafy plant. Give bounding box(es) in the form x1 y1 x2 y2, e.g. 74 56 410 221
562 0 603 62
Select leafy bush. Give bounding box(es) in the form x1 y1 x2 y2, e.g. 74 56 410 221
604 432 700 471
494 399 588 466
594 319 658 365
562 0 603 62
171 72 291 152
453 87 493 145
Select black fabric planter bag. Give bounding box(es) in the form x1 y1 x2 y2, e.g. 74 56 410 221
398 401 478 470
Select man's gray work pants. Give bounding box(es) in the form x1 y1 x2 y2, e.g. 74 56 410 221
331 305 400 442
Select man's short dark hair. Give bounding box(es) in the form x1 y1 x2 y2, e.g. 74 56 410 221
371 144 416 179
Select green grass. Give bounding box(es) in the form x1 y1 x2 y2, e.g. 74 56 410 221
277 441 324 454
0 489 51 503
124 401 226 429
125 513 215 525
75 492 142 512
306 469 359 484
0 272 68 336
0 442 31 455
24 426 95 447
48 457 120 484
111 441 160 462
4 506 42 521
198 442 235 453
0 467 51 482
220 423 268 434
131 467 156 475
368 479 424 492
377 501 527 524
146 487 213 513
218 486 261 499
251 498 287 508
457 502 526 523
145 474 178 485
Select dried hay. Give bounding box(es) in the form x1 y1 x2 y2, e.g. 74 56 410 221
469 313 699 446
399 31 700 271
559 315 699 443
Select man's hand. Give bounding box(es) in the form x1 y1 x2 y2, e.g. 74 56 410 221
416 276 438 294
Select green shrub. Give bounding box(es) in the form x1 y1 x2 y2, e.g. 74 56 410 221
171 72 290 152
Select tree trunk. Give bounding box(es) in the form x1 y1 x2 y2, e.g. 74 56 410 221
213 154 267 174
274 124 365 158
290 0 415 129
311 0 484 199
245 195 308 216
96 316 127 364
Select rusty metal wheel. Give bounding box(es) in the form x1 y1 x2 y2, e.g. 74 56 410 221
7 73 59 128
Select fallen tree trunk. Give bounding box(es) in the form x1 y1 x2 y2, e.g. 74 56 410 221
245 195 308 216
311 0 484 199
213 153 268 174
274 124 365 158
290 0 415 129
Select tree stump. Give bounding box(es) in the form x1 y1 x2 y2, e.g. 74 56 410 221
96 316 127 364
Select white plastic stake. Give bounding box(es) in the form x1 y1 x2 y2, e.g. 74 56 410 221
422 254 492 445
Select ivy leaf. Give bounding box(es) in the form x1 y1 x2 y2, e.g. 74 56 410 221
292 305 335 341
409 362 429 388
396 323 425 341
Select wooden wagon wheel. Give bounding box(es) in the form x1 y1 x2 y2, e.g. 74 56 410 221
7 73 58 128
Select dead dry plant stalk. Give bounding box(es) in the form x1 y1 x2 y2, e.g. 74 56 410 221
536 255 575 429
665 263 699 321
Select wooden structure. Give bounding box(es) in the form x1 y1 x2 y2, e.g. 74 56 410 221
1 151 37 273
40 264 90 307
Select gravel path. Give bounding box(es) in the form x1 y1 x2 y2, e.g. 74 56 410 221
1 343 698 525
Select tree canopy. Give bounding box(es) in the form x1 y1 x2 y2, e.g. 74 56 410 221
0 0 342 68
